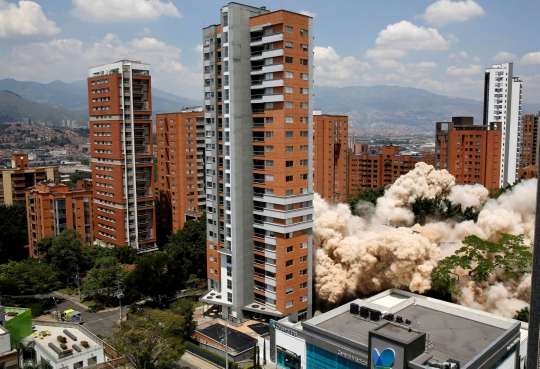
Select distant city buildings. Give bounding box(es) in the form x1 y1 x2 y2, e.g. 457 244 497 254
88 60 156 250
26 181 93 258
156 107 206 233
521 112 539 168
348 145 435 191
0 154 59 205
483 62 522 187
436 117 501 188
313 110 348 204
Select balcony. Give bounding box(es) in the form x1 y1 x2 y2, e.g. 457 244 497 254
250 93 284 104
250 48 284 61
251 78 284 89
250 32 284 47
250 64 284 76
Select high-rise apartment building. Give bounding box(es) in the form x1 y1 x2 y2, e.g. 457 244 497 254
26 181 93 258
88 60 156 251
521 112 539 168
436 117 501 187
156 108 206 233
0 154 58 205
200 4 314 322
483 63 523 187
348 145 435 192
313 110 348 204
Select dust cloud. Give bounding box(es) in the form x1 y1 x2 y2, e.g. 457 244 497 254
313 162 536 317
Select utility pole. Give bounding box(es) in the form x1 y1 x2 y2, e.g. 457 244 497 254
115 281 125 322
52 297 59 321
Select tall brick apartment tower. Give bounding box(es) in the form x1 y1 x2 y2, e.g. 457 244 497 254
88 60 156 251
156 107 206 233
521 112 539 168
200 4 314 323
313 109 348 204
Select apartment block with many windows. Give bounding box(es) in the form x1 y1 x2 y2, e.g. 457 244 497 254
156 108 206 233
0 154 58 205
200 3 314 323
88 60 156 250
521 112 539 168
26 181 93 258
436 117 502 188
313 110 348 204
483 62 522 186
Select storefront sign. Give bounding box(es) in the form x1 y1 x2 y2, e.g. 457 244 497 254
270 320 298 337
337 349 367 366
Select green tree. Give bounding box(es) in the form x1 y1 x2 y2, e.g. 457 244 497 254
123 252 182 303
0 203 28 263
164 213 207 284
169 299 197 339
348 186 385 215
514 306 530 322
111 308 186 369
83 256 126 298
45 229 84 284
34 236 55 259
411 198 479 225
431 234 532 296
80 159 89 165
0 260 61 295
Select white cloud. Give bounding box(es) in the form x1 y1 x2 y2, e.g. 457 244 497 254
71 0 181 21
520 52 540 65
194 44 203 53
449 51 468 59
142 27 151 35
314 46 370 85
417 77 484 99
299 10 316 17
421 0 485 26
365 48 408 60
375 21 450 51
493 51 517 61
0 33 201 98
446 64 482 76
0 0 60 38
473 56 481 62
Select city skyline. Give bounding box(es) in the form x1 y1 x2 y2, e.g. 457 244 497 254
0 0 539 104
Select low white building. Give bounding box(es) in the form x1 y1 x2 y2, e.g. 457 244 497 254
21 322 114 369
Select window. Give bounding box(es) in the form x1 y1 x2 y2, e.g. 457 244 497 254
300 295 308 302
300 102 309 109
266 160 274 166
300 29 308 36
286 146 294 152
265 87 274 94
265 131 274 138
300 88 309 94
286 116 294 123
265 117 274 123
286 273 293 280
227 267 232 276
286 287 294 294
286 189 294 196
286 260 293 267
286 245 294 253
265 58 273 65
285 41 293 48
286 131 294 138
265 102 274 109
286 26 293 33
228 292 232 302
227 255 232 264
285 87 293 94
286 300 293 308
74 362 84 369
227 279 232 289
266 146 274 152
300 173 308 180
286 160 294 167
300 269 308 275
301 73 309 80
286 102 294 108
300 145 308 152
286 175 293 182
300 255 307 262
285 56 293 63
300 44 308 51
266 174 274 181
300 59 308 65
265 73 274 80
300 131 308 137
300 117 308 123
300 159 308 166
300 282 307 289
286 72 294 78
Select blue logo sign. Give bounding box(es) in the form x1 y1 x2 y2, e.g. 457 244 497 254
372 348 395 369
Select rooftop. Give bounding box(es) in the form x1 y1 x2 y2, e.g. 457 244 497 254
23 322 103 363
296 289 525 366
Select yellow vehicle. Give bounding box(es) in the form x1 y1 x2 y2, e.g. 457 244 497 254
61 309 83 324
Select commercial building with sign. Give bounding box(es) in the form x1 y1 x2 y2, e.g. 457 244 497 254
270 289 527 369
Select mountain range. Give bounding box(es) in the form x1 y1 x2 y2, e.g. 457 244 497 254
0 78 538 129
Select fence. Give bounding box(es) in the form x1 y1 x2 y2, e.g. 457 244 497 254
186 342 238 369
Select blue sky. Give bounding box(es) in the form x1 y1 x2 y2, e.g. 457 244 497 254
0 0 539 103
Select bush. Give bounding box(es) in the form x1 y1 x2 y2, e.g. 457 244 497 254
57 335 67 344
81 341 89 348
60 343 67 350
25 303 45 318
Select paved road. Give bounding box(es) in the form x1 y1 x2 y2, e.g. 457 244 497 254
46 296 121 338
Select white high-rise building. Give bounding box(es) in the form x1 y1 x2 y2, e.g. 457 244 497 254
483 62 523 187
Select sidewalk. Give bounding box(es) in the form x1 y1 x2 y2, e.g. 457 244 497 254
181 353 221 369
52 291 120 313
